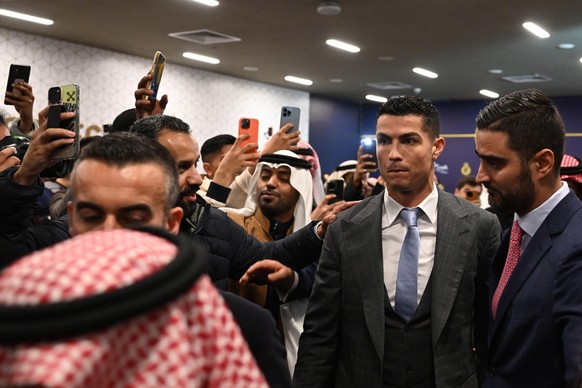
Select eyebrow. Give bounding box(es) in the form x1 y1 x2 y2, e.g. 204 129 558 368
75 201 154 215
474 150 504 163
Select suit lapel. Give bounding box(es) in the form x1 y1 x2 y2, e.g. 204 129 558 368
489 192 580 335
344 195 385 361
431 193 473 345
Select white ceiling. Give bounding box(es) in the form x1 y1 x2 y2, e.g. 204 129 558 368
1 0 581 103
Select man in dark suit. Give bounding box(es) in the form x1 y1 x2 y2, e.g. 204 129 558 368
475 88 582 387
294 96 501 387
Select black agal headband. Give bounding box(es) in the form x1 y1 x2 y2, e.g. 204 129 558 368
259 153 311 170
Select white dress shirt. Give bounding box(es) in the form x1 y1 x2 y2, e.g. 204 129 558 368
382 186 439 308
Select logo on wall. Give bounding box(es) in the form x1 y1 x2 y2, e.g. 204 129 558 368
461 162 472 176
435 163 449 175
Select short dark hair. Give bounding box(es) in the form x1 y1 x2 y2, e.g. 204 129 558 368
129 114 190 140
476 89 565 175
200 134 236 162
74 132 179 214
109 108 137 133
377 96 441 140
456 175 481 190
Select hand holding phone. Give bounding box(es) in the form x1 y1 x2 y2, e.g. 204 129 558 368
146 51 166 101
360 137 378 168
48 84 80 161
4 64 31 105
326 179 345 204
280 106 300 135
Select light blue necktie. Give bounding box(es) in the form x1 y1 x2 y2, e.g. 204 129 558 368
395 208 420 321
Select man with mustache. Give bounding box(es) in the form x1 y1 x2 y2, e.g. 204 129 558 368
474 89 582 387
225 150 317 376
128 115 326 284
294 96 501 387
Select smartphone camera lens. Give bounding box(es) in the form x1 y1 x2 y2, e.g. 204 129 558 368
282 108 290 117
241 119 250 129
48 87 61 104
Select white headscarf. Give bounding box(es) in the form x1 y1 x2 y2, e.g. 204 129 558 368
325 160 357 190
222 150 313 231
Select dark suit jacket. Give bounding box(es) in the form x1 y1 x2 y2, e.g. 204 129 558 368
220 291 292 388
293 191 501 387
485 191 582 387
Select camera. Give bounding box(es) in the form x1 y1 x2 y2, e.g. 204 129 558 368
241 118 251 129
325 178 344 204
0 135 74 178
282 108 291 117
48 86 61 104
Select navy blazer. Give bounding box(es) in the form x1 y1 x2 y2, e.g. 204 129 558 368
485 191 582 387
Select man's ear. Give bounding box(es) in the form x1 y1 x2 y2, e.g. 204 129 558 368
202 161 213 176
432 137 446 160
166 207 183 235
533 148 555 178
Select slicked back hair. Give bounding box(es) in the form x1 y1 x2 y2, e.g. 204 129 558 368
476 88 565 175
129 114 190 140
73 132 180 214
377 96 441 140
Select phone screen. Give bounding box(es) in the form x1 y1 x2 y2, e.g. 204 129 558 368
361 137 378 165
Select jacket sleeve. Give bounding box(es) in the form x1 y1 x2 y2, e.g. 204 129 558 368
0 167 70 253
293 220 343 387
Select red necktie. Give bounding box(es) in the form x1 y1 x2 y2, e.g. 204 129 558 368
491 220 523 319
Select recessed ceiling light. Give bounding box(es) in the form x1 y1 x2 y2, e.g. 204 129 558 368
522 21 550 39
479 89 499 99
412 67 438 79
317 2 341 16
557 43 575 49
0 9 53 25
488 69 503 74
192 0 219 6
284 75 313 86
326 39 360 53
329 78 343 83
183 52 220 64
244 66 259 71
579 57 582 64
366 94 388 103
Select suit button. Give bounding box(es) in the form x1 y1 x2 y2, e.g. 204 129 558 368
488 367 495 376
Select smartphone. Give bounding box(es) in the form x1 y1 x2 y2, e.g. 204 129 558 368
238 118 259 152
280 106 300 134
4 64 31 105
48 84 80 161
326 179 344 204
361 137 378 166
146 51 166 100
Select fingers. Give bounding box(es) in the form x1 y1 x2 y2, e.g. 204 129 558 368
0 147 20 173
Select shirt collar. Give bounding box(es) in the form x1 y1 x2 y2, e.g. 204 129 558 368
383 184 439 227
517 181 569 237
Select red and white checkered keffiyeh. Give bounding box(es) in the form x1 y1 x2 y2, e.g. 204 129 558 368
0 229 267 388
560 154 582 185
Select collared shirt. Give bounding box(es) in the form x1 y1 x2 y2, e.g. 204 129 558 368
381 185 439 308
516 181 570 252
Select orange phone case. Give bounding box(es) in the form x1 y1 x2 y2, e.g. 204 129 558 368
238 118 259 152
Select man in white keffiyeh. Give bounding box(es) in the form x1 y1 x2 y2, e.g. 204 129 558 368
224 150 316 376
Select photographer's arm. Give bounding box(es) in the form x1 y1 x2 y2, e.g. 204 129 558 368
5 82 37 138
12 111 76 186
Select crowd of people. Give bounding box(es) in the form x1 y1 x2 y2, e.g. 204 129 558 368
0 67 580 388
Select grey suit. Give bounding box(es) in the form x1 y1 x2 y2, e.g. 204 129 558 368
294 191 501 387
